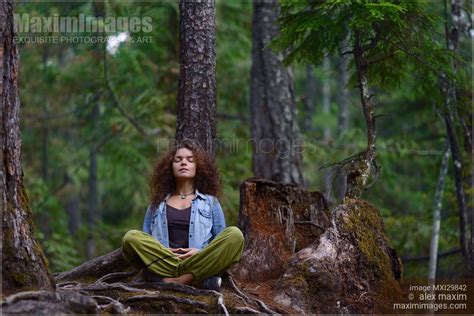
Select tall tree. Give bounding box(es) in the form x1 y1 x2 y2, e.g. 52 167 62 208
176 0 217 155
250 0 305 186
1 0 54 294
272 0 451 198
442 0 470 270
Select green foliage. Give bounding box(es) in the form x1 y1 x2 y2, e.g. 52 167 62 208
272 0 452 94
26 177 81 272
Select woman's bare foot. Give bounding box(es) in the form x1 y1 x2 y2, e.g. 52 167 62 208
163 273 194 285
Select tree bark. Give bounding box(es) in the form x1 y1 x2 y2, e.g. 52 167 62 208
443 0 470 269
250 0 305 186
176 0 217 156
445 114 469 264
1 0 54 294
344 29 377 199
428 138 450 280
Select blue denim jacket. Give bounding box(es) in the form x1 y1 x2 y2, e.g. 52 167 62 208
142 189 226 250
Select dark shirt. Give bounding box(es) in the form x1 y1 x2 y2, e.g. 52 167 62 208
166 204 191 249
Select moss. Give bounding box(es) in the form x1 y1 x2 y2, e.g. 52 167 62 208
20 183 52 270
222 291 247 308
339 199 393 279
339 199 402 312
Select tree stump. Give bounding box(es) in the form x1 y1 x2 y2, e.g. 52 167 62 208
273 198 403 313
232 178 330 282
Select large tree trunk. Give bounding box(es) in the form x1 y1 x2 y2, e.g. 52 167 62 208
0 0 55 295
175 0 217 155
250 0 305 186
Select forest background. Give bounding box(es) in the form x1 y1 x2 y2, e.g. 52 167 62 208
14 0 472 281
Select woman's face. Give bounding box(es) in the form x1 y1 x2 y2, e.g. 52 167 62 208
172 147 197 180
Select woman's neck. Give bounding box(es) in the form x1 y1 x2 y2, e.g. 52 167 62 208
174 179 194 195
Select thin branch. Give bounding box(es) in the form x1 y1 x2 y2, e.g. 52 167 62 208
103 49 158 138
402 248 461 262
105 80 150 137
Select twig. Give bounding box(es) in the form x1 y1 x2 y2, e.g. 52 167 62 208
103 50 158 138
402 248 460 262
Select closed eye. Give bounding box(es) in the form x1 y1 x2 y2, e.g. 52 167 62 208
174 156 194 162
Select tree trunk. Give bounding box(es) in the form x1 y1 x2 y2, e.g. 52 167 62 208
443 0 470 269
176 0 217 156
231 178 330 282
0 0 54 294
449 0 474 276
250 0 305 186
445 114 469 264
428 139 450 280
345 30 377 199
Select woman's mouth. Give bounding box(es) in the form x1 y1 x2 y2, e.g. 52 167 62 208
179 168 189 172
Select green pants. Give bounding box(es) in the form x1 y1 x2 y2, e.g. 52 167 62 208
122 226 244 282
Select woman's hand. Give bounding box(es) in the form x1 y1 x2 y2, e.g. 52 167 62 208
170 247 199 259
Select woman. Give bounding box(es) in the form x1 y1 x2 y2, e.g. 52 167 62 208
122 140 244 291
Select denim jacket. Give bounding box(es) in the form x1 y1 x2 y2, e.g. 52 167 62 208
142 189 226 250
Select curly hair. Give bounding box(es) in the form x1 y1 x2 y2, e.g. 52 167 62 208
149 140 220 209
